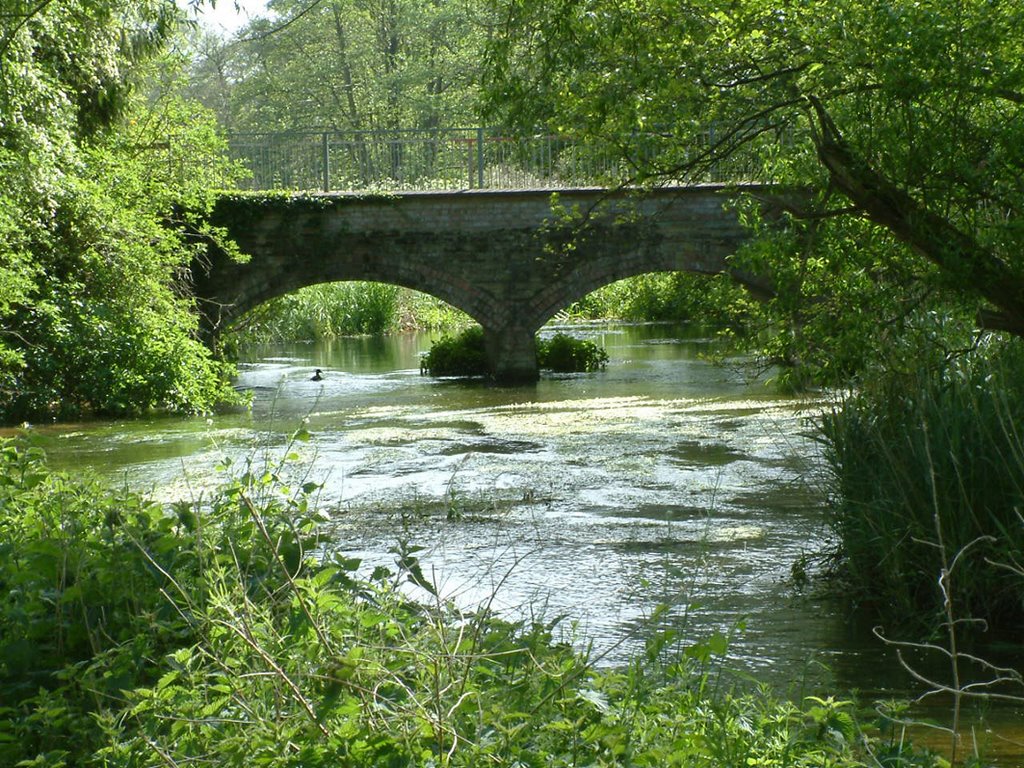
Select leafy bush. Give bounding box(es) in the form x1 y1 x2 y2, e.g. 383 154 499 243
538 332 608 372
0 441 197 764
820 339 1024 630
0 434 322 766
420 325 489 377
567 272 757 326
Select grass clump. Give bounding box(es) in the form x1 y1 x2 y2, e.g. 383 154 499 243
538 332 609 372
820 339 1024 631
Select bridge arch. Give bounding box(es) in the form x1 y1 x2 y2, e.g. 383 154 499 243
214 262 492 334
191 186 766 381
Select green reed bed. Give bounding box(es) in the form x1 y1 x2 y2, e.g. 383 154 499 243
0 436 949 767
232 283 471 344
820 340 1024 631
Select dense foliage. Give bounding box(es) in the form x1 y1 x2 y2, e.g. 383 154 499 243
421 327 611 377
821 339 1024 631
0 437 952 767
538 332 608 373
188 0 492 133
0 0 242 422
0 438 206 763
567 272 761 329
420 325 489 377
484 0 1024 385
232 282 471 343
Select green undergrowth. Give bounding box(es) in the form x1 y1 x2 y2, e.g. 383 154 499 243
0 437 954 767
538 332 609 372
820 338 1024 632
565 272 758 327
420 325 489 377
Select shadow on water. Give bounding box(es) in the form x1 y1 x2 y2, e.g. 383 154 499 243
24 322 1024 765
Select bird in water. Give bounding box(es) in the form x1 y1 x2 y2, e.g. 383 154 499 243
310 369 323 381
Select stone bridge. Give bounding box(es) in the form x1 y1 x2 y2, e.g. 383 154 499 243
191 184 774 382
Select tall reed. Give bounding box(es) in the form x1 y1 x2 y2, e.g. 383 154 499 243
232 282 473 344
820 340 1024 630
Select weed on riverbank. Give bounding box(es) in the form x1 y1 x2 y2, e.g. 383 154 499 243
231 283 471 344
820 339 1024 632
0 437 966 766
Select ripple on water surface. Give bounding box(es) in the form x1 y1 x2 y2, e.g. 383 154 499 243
25 326 1024 764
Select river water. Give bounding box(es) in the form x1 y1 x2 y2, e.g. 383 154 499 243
24 323 1024 763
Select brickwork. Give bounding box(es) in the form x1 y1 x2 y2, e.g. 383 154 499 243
192 185 766 381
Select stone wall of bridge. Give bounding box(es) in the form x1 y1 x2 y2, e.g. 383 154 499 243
192 185 768 381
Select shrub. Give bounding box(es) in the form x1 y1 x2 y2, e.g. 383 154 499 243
538 332 608 372
567 272 757 326
420 325 489 376
0 434 321 766
0 441 199 764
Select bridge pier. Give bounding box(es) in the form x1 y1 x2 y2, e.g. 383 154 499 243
484 326 539 384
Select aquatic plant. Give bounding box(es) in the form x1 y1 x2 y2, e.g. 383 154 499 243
420 325 489 377
820 339 1024 631
537 332 609 372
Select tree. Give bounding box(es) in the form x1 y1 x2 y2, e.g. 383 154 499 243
0 0 242 421
483 0 1024 382
189 0 490 133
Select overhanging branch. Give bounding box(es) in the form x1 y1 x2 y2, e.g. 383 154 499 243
806 95 1024 336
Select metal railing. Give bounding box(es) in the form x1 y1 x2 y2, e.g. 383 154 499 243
225 127 774 193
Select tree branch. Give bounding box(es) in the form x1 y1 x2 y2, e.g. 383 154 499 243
806 95 1024 336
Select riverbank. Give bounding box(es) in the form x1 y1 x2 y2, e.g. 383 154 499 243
16 324 1024 764
0 435 975 767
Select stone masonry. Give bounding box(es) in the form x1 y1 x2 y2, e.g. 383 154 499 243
191 185 768 381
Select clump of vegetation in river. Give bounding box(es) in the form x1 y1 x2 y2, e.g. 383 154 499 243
420 326 489 377
0 437 953 768
231 283 472 344
538 332 609 372
421 327 611 377
820 338 1024 632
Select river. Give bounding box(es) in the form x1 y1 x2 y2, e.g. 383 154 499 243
25 323 1024 763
